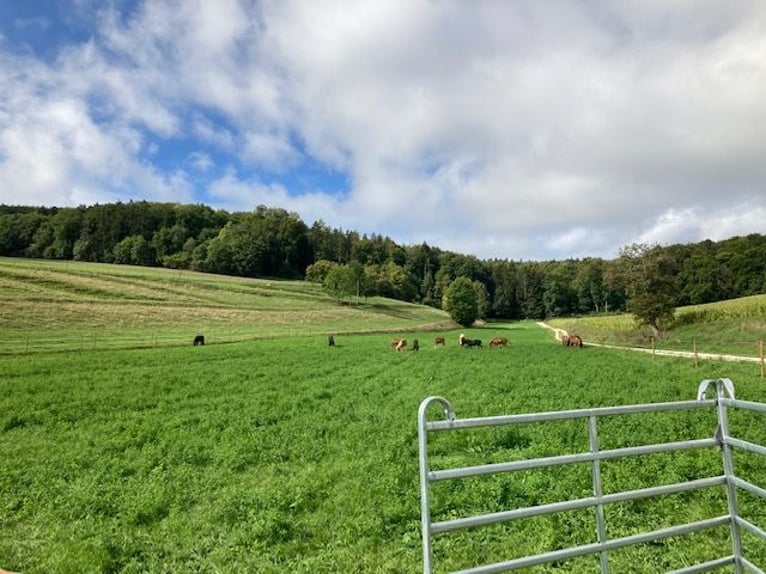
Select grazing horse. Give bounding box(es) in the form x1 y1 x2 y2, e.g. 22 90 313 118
328 335 335 347
411 339 420 351
459 333 482 348
395 339 407 351
434 337 446 346
193 334 205 346
563 334 583 348
391 337 403 349
489 336 509 348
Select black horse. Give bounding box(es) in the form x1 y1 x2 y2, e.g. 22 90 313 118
459 334 482 348
193 334 205 346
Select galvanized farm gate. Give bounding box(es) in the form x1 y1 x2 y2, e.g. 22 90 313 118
418 379 766 573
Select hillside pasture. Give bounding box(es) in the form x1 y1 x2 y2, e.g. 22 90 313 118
2 323 765 573
0 258 454 353
547 294 766 358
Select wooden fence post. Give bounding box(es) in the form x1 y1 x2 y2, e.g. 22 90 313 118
760 340 764 379
693 340 698 367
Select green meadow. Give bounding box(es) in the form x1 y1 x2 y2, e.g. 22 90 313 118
547 294 766 358
1 259 765 573
0 257 453 353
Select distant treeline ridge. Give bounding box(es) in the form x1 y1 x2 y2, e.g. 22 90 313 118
1 202 765 320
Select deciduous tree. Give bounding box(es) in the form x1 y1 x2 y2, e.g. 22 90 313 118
444 276 479 326
618 243 679 337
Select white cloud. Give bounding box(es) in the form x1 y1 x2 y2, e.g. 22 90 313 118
0 52 192 206
187 152 213 172
241 130 297 169
1 0 766 260
636 202 766 247
207 170 344 225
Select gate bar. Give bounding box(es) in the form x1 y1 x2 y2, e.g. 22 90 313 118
429 438 718 481
427 400 714 431
430 475 727 534
731 477 766 501
715 381 744 572
453 516 731 574
736 516 766 543
666 556 736 574
726 437 766 457
588 416 609 574
419 396 455 574
419 379 766 573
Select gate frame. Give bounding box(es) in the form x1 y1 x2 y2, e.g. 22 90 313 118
418 379 766 574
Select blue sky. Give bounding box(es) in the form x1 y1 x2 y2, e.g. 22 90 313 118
2 1 766 260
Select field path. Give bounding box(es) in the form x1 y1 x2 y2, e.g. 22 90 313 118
536 322 764 364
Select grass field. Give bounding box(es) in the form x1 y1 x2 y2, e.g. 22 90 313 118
547 294 766 359
2 258 766 573
0 257 454 353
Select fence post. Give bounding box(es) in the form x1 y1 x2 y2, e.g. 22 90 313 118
693 340 698 367
588 416 609 573
418 397 455 574
714 380 744 572
760 340 764 379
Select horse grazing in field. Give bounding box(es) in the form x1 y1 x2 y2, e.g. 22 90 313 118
411 339 420 351
391 338 407 351
459 333 482 348
193 334 205 346
563 334 583 348
434 337 446 346
328 335 335 347
489 336 509 348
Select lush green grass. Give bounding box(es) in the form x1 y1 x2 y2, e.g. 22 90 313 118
3 258 766 572
548 294 766 358
2 324 765 573
0 257 454 353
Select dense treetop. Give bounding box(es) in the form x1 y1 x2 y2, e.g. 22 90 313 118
1 202 765 321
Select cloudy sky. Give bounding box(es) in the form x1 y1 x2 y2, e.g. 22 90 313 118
2 1 765 261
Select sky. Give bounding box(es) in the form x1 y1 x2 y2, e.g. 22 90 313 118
1 0 766 261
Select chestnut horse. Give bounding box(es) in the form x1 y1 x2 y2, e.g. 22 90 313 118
434 337 446 346
563 334 583 348
392 338 407 351
489 336 509 347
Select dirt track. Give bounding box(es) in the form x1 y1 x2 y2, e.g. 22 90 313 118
537 322 764 364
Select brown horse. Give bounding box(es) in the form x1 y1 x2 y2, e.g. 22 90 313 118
395 339 407 351
489 336 509 348
391 337 403 349
563 334 583 348
434 337 446 346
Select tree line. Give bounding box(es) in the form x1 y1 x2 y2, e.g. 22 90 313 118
1 202 765 325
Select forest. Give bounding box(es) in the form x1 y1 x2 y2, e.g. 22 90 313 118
1 201 765 321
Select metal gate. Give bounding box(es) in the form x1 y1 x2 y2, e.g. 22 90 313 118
418 379 766 573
